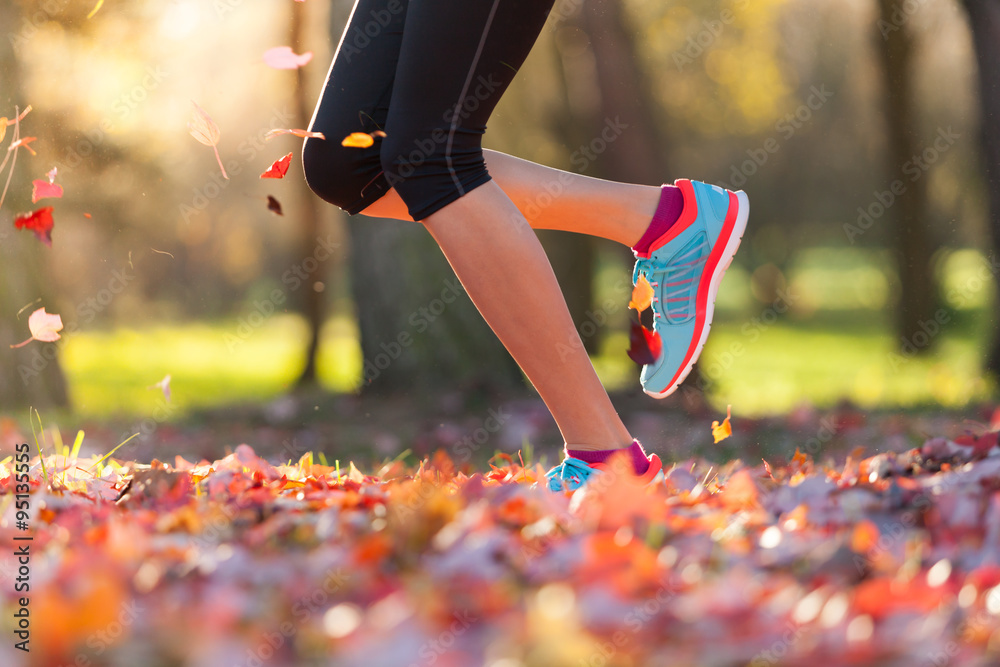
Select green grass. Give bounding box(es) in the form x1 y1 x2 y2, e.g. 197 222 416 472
59 309 993 420
61 314 362 418
57 247 999 419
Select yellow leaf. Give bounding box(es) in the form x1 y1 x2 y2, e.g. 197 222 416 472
341 132 374 148
0 119 7 144
711 405 733 443
630 274 654 312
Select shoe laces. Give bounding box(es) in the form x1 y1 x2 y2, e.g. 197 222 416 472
545 457 598 492
634 233 710 323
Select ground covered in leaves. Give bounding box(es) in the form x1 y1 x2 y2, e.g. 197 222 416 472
4 408 1000 667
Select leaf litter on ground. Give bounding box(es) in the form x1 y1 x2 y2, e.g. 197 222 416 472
4 410 1000 666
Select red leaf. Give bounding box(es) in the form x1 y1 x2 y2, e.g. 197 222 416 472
14 206 54 247
260 153 293 179
627 320 661 366
31 179 63 203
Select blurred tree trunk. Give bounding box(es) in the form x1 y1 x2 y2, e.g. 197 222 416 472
544 15 599 354
328 3 523 396
579 0 668 184
292 0 328 388
875 0 938 352
962 0 1000 376
0 0 70 411
577 0 709 399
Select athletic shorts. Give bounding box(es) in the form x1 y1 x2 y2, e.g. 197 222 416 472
302 0 555 221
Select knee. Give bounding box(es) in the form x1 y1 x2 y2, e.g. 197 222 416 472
302 136 367 211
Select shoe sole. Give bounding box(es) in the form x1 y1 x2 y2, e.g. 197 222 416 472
645 189 750 399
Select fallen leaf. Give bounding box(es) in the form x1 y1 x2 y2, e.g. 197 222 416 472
627 320 661 366
10 307 63 348
630 274 654 312
14 206 54 247
263 47 313 70
188 101 228 179
712 405 733 443
851 519 880 553
260 153 293 179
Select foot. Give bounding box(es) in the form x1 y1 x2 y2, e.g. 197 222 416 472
632 179 749 398
545 443 664 492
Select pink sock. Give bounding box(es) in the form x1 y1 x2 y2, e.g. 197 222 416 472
631 184 684 256
566 440 651 476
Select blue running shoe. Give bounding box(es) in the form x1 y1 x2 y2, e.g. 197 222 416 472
545 452 664 492
632 179 749 398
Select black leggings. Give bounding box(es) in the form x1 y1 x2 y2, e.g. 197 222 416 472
302 0 555 221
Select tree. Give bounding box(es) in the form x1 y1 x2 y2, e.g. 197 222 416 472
327 2 523 396
291 0 332 388
875 0 939 351
0 0 70 410
961 0 1000 377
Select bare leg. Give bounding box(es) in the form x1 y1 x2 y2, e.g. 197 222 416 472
422 180 633 451
364 149 662 248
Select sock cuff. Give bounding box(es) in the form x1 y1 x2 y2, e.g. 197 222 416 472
631 184 684 256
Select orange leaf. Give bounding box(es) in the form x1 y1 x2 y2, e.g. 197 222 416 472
265 128 326 140
0 118 6 144
342 132 375 148
711 405 733 443
260 153 293 179
851 519 880 553
630 274 654 312
9 136 37 156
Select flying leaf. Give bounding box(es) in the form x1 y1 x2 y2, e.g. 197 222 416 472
265 128 326 141
263 47 314 70
260 153 293 179
10 307 63 348
8 136 37 156
266 195 284 216
87 0 105 19
630 274 654 312
711 405 733 443
627 320 662 366
187 101 228 179
342 132 375 148
14 206 54 247
32 169 63 203
148 374 172 402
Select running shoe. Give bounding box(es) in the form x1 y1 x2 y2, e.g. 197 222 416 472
545 451 664 492
632 179 749 398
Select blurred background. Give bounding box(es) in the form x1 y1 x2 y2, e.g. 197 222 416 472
1 0 998 460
